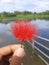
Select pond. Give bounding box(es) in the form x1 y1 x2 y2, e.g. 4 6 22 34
0 19 49 65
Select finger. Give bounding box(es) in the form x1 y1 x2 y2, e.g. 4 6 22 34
10 48 25 65
0 44 24 57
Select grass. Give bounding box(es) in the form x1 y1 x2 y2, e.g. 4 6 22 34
0 14 49 23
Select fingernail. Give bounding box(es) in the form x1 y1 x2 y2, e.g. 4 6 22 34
13 48 25 58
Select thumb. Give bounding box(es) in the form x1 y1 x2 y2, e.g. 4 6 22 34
10 48 25 65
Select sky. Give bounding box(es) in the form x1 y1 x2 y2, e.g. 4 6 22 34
0 0 49 13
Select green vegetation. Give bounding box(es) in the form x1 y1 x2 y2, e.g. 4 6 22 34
0 10 49 23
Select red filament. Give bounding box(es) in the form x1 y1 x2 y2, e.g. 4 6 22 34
11 20 39 42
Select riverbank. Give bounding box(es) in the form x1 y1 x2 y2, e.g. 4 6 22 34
0 14 49 23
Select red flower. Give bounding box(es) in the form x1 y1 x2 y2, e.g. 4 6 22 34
11 20 39 42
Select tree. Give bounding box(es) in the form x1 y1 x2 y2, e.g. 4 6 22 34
22 11 32 15
14 11 21 15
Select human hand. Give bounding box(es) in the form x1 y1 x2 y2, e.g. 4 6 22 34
0 44 25 65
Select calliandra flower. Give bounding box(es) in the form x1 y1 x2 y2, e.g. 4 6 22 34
11 20 39 42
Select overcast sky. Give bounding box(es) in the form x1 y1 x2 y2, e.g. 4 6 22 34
0 0 49 13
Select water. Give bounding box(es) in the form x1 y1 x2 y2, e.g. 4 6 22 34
0 19 49 65
0 23 19 47
0 19 49 47
31 19 49 47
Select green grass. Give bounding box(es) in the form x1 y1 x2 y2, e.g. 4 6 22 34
0 14 49 23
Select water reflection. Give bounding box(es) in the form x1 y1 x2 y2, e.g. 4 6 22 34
31 19 49 29
0 23 19 47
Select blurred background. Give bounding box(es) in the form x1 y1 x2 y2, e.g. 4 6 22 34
0 0 49 65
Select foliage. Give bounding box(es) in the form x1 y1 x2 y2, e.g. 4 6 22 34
0 10 49 23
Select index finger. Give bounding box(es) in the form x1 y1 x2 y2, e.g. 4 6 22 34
0 44 24 56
